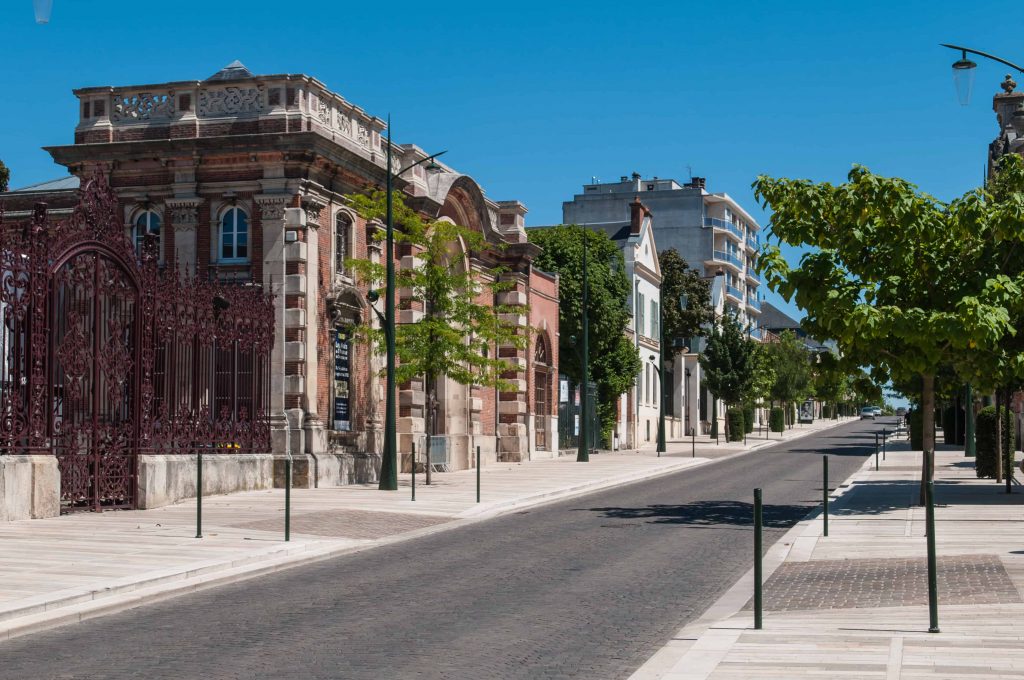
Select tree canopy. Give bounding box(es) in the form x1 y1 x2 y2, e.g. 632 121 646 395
528 225 641 442
754 159 1024 482
659 248 713 355
699 312 753 408
347 189 526 416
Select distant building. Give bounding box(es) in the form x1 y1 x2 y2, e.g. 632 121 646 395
562 174 763 337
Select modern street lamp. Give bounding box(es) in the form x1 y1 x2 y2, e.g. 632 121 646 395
940 43 1024 106
33 0 52 23
379 117 446 491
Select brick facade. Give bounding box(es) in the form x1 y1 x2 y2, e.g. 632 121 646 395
12 61 560 480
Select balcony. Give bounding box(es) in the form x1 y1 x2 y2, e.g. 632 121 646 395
726 285 744 302
746 232 760 251
745 268 760 285
749 326 762 340
704 217 744 241
747 296 761 311
712 250 745 270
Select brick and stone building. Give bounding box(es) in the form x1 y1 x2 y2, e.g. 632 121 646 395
0 61 559 517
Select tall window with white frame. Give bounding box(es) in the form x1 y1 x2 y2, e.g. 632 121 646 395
335 211 351 276
219 206 250 263
133 210 161 257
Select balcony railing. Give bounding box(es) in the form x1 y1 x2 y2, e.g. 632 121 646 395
749 326 762 340
704 217 744 241
726 285 744 301
747 296 761 311
746 232 760 249
713 250 745 269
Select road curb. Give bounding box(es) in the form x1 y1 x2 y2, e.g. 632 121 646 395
627 425 878 680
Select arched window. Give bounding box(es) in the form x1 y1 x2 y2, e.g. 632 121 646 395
335 211 352 276
133 210 161 256
219 207 249 263
534 336 551 450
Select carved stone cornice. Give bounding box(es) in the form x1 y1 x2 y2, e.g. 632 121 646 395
255 194 289 222
164 198 202 232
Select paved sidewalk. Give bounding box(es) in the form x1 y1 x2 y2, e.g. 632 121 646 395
631 435 1024 680
0 415 852 642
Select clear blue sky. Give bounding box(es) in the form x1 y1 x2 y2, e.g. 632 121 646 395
0 0 1016 334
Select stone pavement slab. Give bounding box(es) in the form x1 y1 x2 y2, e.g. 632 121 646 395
631 435 1024 680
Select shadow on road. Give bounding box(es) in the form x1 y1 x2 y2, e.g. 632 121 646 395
580 500 813 528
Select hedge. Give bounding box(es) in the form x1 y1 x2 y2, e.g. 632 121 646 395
975 406 1013 479
942 405 965 445
743 404 755 434
769 407 785 433
725 408 744 442
908 408 923 451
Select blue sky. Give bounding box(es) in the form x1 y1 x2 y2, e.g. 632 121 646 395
0 0 1017 332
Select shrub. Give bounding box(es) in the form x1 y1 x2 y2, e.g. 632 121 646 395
726 408 745 441
975 406 1013 479
769 407 785 433
743 404 755 434
908 408 922 450
942 405 965 445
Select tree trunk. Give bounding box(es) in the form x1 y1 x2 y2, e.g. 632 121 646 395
425 376 436 485
919 373 935 505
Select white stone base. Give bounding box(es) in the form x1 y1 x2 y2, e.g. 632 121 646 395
136 454 275 509
0 455 59 521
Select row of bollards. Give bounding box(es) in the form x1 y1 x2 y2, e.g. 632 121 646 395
752 446 939 632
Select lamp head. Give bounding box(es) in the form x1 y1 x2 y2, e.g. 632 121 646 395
952 50 978 106
366 289 380 304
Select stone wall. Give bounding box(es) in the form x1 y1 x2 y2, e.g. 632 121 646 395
136 454 275 509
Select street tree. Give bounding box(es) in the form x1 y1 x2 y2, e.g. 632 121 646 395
813 351 848 419
660 248 713 355
348 190 527 479
528 225 641 445
755 163 1024 495
699 312 752 439
765 330 812 428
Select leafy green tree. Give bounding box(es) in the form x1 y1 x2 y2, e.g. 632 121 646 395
699 312 753 439
660 249 713 355
347 190 526 478
0 160 8 192
755 163 1024 492
528 225 641 444
813 351 848 419
765 330 812 428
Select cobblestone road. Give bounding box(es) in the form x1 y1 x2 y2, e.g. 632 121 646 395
0 420 882 680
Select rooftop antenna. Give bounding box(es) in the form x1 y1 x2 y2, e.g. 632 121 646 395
687 165 693 180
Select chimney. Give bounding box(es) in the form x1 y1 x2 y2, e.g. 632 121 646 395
631 172 641 181
630 196 650 234
687 176 706 190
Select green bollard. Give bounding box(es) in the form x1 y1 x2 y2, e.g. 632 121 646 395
284 456 291 542
883 430 887 460
411 441 416 502
926 479 939 633
823 455 829 537
195 450 203 539
691 428 696 458
476 445 481 503
754 487 763 630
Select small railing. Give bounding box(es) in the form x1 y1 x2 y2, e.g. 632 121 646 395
726 285 745 301
747 296 762 311
704 217 744 241
713 250 745 269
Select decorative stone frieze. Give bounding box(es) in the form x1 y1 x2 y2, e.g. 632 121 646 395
165 198 201 231
111 92 174 122
255 195 288 221
199 86 264 117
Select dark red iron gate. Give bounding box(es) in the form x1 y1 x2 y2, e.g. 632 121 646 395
0 174 275 512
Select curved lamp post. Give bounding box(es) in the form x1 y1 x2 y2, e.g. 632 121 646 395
379 119 446 491
939 43 1020 455
940 43 1024 106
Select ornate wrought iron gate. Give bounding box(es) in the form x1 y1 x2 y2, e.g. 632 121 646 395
0 174 275 512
